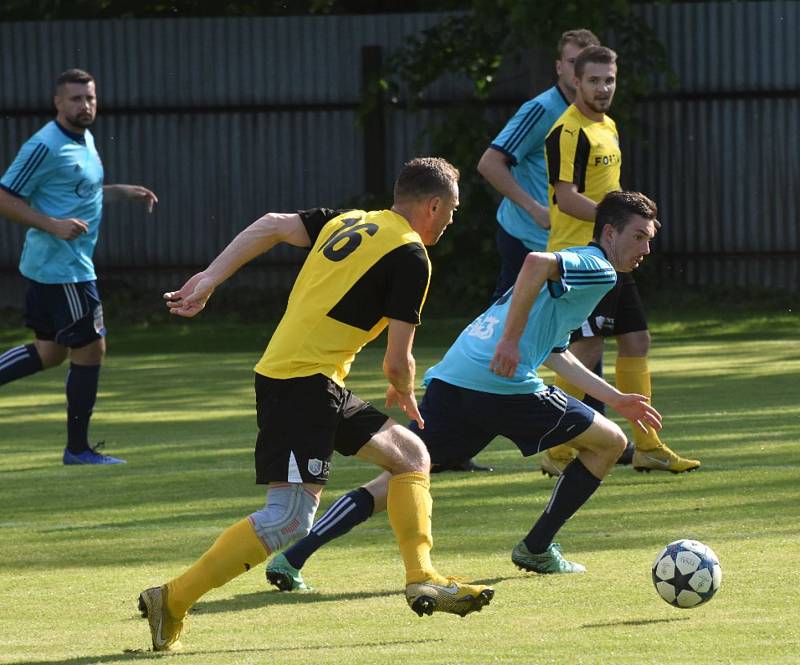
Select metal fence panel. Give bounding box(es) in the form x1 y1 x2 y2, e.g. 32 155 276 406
1 5 798 297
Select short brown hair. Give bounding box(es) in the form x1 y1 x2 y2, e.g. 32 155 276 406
557 29 600 58
393 157 460 202
593 191 660 239
55 68 94 92
574 45 617 79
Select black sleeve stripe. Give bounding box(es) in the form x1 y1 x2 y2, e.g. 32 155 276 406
572 129 590 193
502 103 545 154
297 208 353 246
554 253 565 278
488 144 516 166
545 125 562 187
9 143 49 193
0 183 24 199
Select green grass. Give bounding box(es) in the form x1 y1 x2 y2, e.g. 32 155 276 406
0 310 798 664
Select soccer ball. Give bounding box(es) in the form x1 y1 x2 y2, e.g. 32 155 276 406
651 539 722 608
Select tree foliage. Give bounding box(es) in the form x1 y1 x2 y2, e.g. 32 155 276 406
378 0 673 304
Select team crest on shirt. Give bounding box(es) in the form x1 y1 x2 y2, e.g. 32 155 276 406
75 178 103 198
308 458 330 478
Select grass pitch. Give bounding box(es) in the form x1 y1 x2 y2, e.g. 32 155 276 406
0 309 798 664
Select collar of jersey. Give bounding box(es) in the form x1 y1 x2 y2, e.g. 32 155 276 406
54 120 87 145
588 241 609 259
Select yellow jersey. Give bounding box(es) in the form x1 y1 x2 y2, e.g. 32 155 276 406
255 208 431 386
545 105 621 251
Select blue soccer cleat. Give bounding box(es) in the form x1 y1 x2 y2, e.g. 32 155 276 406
63 442 126 465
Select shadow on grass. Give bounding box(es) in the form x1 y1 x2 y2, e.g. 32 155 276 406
193 575 511 614
580 616 691 629
8 638 447 665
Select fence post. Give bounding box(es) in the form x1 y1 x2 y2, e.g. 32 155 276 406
361 45 386 197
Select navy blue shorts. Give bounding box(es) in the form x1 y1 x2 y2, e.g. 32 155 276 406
24 279 106 348
570 271 648 340
408 379 595 468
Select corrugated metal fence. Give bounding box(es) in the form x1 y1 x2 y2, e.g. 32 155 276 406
0 4 797 302
630 1 799 290
0 13 472 305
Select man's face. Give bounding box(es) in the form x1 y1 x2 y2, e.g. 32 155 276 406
606 214 656 273
54 81 97 130
555 42 584 97
575 61 617 115
422 189 459 246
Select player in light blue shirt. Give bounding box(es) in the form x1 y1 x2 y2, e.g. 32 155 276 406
0 68 157 465
452 29 600 474
478 29 600 301
425 244 616 395
264 192 664 588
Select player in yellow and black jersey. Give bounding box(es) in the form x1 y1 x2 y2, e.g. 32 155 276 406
545 101 621 252
136 158 494 652
542 46 700 478
256 207 431 386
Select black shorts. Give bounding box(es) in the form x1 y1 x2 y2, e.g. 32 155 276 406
570 271 648 340
254 373 389 485
407 379 595 468
24 279 106 348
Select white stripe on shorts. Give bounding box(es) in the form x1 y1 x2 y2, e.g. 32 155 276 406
287 451 303 483
62 283 83 321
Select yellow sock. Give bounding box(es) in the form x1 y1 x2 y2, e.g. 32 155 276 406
615 356 662 451
387 471 436 585
166 518 268 617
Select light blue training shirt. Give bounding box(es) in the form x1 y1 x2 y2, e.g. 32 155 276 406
490 84 570 251
1 120 104 284
424 244 617 395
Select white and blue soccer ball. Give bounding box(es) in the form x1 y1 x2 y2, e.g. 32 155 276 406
651 539 722 608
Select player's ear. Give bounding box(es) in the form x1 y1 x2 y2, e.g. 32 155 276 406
429 195 441 216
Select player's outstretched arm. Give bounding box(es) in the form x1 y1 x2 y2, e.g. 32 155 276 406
383 319 424 429
543 350 662 432
490 252 560 377
164 212 311 318
0 187 87 239
103 184 158 212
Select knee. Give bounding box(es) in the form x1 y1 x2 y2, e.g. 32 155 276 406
394 432 431 475
70 338 106 365
33 342 67 369
249 485 320 553
617 330 651 357
605 423 628 459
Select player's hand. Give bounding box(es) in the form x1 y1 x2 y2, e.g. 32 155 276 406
385 385 424 429
528 203 551 230
163 272 216 317
50 217 89 240
611 393 662 432
124 185 159 213
490 337 521 377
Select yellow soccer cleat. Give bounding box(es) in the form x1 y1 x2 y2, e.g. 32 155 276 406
405 576 494 618
540 447 576 477
633 443 701 474
138 585 186 652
